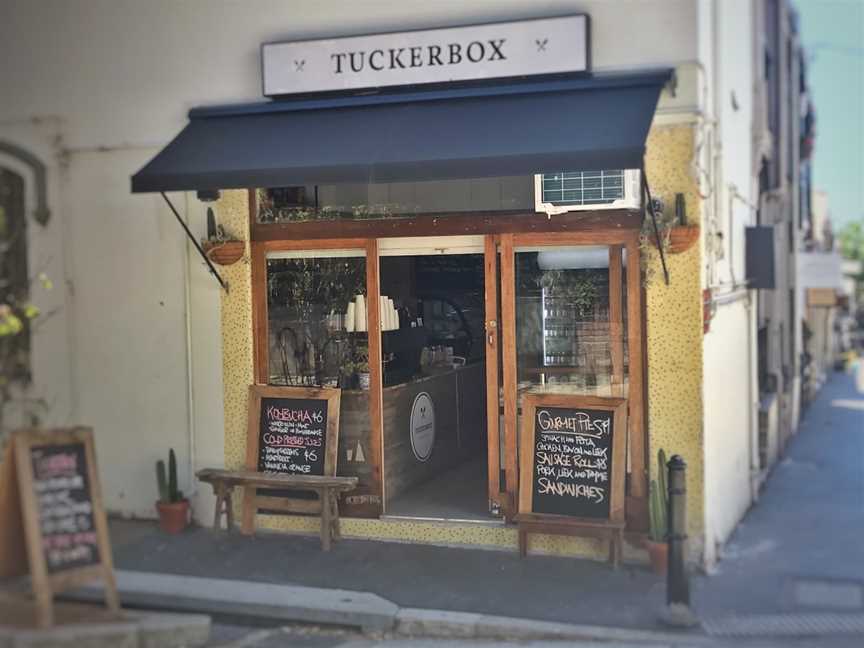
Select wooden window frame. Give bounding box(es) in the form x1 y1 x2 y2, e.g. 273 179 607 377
248 190 648 528
498 231 647 528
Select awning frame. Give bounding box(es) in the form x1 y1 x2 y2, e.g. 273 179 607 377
132 69 674 194
161 192 229 293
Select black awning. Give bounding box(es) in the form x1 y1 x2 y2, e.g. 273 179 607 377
131 70 673 193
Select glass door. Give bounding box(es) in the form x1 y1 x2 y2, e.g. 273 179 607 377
375 236 496 521
498 234 644 522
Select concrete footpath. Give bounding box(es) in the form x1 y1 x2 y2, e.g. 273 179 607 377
692 364 864 637
93 368 864 643
0 593 211 648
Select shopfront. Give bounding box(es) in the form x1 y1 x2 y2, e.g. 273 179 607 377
132 14 674 552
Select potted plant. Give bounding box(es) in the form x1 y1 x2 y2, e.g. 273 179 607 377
645 448 669 574
201 208 244 265
155 449 189 534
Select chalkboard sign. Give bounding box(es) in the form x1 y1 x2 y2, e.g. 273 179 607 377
245 385 341 493
30 442 101 572
0 428 119 627
518 395 626 525
257 396 329 476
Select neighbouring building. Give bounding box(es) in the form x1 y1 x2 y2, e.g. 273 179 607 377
797 192 848 405
751 0 816 481
0 0 819 570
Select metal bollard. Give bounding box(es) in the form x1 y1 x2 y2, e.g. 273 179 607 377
667 455 690 607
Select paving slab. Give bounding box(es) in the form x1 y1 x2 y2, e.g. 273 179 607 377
9 623 139 648
396 607 709 644
0 612 210 648
67 571 398 632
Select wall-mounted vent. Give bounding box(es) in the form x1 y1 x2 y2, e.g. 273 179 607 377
534 169 640 214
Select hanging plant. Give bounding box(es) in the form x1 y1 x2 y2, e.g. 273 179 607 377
639 207 677 286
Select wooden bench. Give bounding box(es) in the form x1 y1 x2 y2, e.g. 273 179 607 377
196 468 358 551
514 513 625 568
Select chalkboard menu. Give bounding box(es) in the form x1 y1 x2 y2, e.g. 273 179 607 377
519 395 626 525
31 443 101 572
246 385 341 481
530 406 613 519
0 427 120 628
257 397 328 476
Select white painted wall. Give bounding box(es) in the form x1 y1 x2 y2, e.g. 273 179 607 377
698 0 759 568
1 0 700 520
702 298 755 564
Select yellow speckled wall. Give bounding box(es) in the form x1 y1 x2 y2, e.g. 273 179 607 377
643 124 706 557
216 124 708 561
215 190 254 474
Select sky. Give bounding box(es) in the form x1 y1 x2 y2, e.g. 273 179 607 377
795 0 864 228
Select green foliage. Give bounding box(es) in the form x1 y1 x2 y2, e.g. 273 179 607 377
839 222 864 306
649 449 670 542
156 460 169 503
539 270 600 319
839 221 864 262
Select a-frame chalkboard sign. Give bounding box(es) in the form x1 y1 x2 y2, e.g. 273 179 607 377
0 428 119 627
241 385 341 530
516 394 628 565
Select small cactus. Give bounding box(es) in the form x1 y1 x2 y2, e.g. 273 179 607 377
156 449 183 503
156 460 169 503
649 449 670 542
168 448 179 502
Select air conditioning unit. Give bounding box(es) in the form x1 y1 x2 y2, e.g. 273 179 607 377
534 169 641 215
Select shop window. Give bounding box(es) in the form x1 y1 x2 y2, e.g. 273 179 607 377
514 245 628 398
255 170 641 224
266 250 367 387
0 167 30 382
256 176 535 223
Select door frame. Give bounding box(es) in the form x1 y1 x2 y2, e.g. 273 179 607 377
250 210 647 527
496 230 646 524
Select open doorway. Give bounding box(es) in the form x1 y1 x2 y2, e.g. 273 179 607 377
378 242 490 521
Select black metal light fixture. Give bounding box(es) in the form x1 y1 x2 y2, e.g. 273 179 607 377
675 193 687 226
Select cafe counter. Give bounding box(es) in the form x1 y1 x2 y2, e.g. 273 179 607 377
337 362 486 514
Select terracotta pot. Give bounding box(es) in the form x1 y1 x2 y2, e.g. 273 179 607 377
156 500 190 534
203 240 244 265
667 226 700 254
644 539 669 575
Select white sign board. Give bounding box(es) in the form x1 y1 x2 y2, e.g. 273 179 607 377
410 392 435 462
262 15 590 97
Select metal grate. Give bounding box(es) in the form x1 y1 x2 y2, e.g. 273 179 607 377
702 613 864 637
541 170 625 206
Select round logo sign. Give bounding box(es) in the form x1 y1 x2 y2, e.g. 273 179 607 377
409 392 435 462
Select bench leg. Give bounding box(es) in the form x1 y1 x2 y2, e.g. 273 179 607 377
608 530 623 569
330 492 341 541
225 487 235 531
320 488 332 551
241 487 256 536
212 483 226 530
